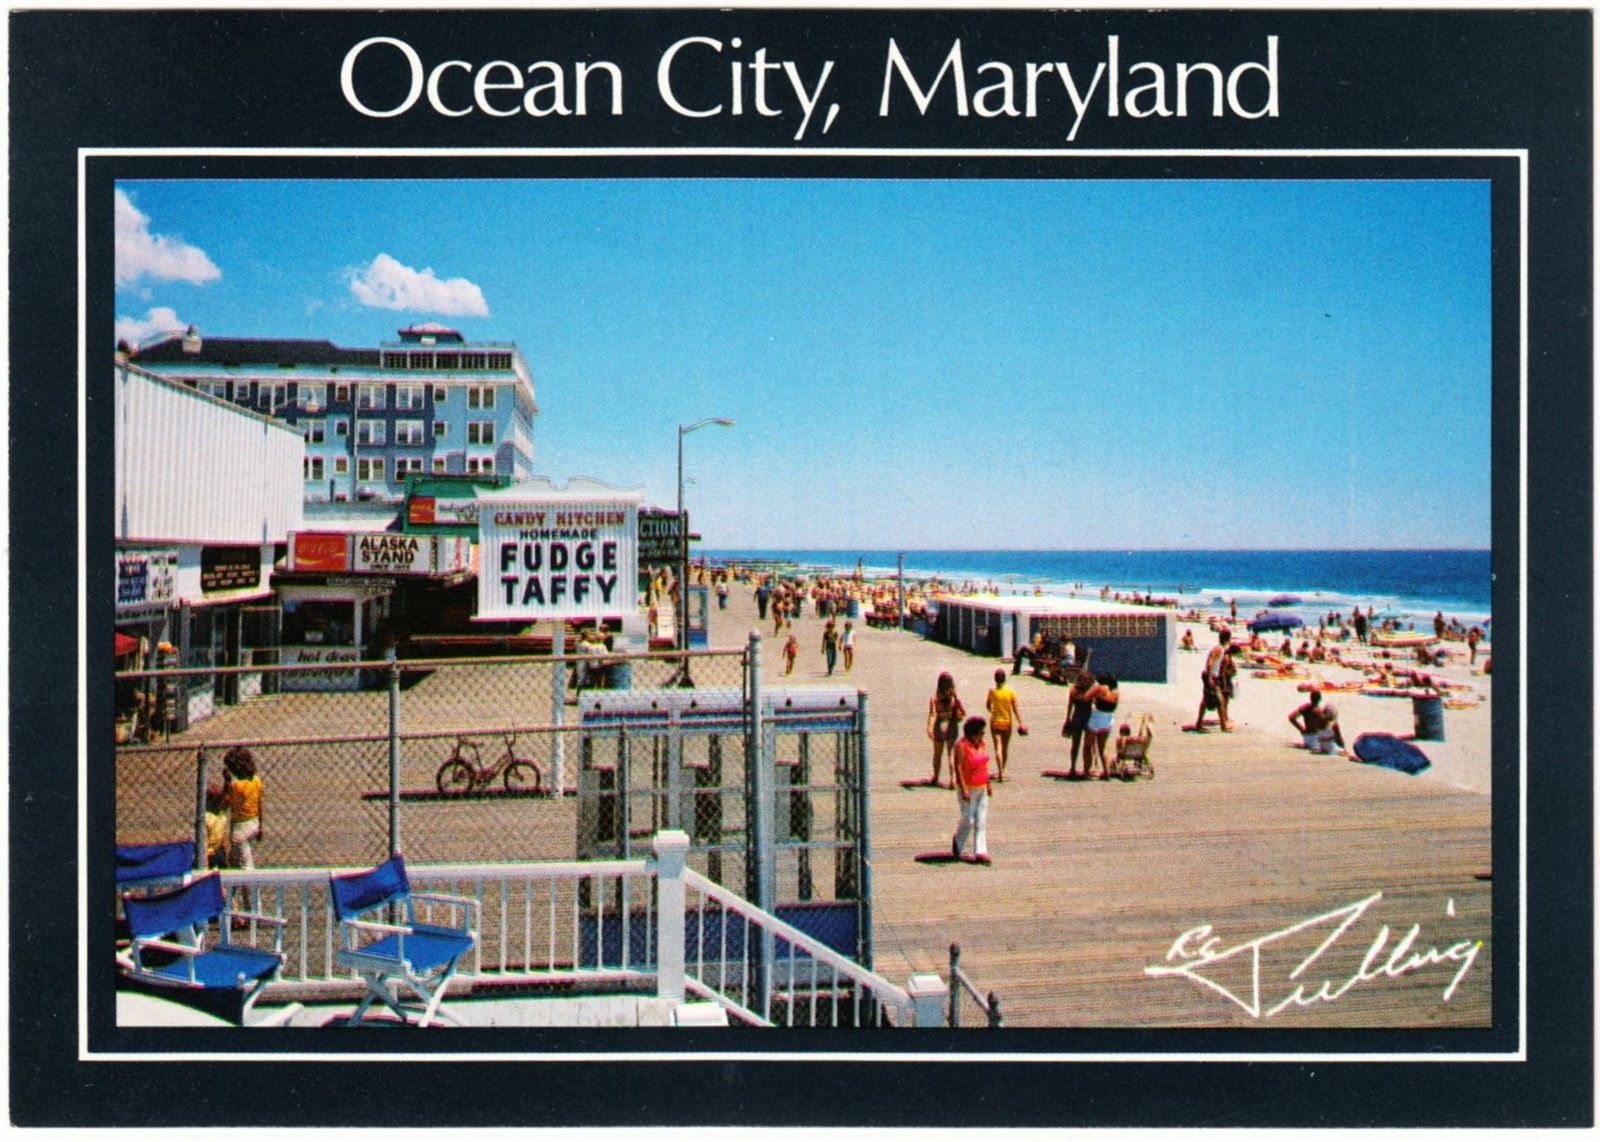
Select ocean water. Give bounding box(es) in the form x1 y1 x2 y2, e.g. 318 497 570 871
706 549 1494 630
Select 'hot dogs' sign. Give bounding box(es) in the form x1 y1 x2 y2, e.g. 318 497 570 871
476 492 639 619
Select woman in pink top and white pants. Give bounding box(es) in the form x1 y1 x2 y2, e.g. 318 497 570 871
951 716 993 865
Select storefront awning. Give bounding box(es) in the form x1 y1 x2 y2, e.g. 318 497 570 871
114 632 140 657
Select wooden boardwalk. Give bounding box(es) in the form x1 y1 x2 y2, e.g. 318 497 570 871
715 586 1492 1029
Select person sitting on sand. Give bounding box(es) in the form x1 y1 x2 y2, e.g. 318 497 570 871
926 672 966 788
1289 690 1345 755
1180 628 1197 652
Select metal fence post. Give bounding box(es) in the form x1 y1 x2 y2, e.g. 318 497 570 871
857 690 873 969
653 829 690 1004
746 631 774 1009
387 652 401 857
193 746 209 870
550 625 567 798
949 942 961 1028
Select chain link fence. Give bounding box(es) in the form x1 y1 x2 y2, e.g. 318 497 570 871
114 643 871 960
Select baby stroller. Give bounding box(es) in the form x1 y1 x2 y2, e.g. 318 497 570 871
1111 714 1154 780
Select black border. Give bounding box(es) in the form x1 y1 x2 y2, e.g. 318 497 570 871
11 6 1592 1128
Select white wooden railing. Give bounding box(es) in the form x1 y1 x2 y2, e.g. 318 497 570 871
212 830 931 1027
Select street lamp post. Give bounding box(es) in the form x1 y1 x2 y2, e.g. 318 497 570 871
677 417 734 651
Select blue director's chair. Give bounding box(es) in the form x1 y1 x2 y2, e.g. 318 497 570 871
119 872 288 1024
329 854 479 1028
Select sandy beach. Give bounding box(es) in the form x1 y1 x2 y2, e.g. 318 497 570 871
709 574 1493 1029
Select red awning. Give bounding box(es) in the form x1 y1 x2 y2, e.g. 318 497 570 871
114 632 140 657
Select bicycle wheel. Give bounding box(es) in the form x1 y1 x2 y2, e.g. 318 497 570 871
504 759 543 794
436 759 475 795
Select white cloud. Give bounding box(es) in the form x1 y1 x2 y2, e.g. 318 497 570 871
115 306 187 348
347 253 490 317
114 189 221 288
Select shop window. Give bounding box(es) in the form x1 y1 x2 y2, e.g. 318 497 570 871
282 598 355 646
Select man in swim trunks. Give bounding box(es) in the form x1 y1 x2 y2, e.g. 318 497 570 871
1289 690 1344 754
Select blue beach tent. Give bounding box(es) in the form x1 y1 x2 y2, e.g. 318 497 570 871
1247 611 1303 633
1351 733 1432 775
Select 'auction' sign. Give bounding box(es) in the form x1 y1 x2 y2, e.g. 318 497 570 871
477 497 638 619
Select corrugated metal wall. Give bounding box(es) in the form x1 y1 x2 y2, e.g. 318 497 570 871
115 362 304 544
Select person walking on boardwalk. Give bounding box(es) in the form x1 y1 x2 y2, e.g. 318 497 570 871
1192 629 1237 732
220 746 263 870
841 620 856 672
1059 670 1096 778
926 671 966 788
1084 673 1120 778
821 619 840 675
782 632 799 675
984 667 1026 782
951 716 993 865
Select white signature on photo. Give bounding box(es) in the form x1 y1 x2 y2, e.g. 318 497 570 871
1144 892 1484 1018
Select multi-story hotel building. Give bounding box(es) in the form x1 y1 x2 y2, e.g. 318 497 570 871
128 322 538 504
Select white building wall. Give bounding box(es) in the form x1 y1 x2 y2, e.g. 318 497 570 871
116 361 304 544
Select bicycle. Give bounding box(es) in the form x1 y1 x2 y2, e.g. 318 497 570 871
435 733 543 796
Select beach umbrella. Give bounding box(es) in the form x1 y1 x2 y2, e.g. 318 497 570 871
1267 594 1303 607
1248 610 1304 633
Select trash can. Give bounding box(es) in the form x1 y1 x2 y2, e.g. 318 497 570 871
1412 694 1445 741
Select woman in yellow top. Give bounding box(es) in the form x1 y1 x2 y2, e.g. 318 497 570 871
221 746 263 870
984 668 1027 782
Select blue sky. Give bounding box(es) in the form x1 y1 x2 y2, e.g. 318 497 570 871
115 177 1491 549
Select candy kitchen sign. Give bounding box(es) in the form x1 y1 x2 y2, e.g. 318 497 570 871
476 485 640 619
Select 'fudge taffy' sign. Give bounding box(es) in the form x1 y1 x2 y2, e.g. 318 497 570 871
476 493 640 619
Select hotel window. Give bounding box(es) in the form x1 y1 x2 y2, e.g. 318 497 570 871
488 353 512 369
263 383 291 412
468 421 494 445
234 382 253 406
333 418 349 438
432 385 447 402
300 383 327 408
432 419 447 438
395 384 425 411
357 457 385 483
356 420 386 446
201 381 229 401
303 421 326 445
357 384 385 411
304 456 325 481
396 457 424 476
432 457 448 473
394 419 425 446
466 456 495 475
334 457 349 476
467 385 495 410
334 383 352 403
